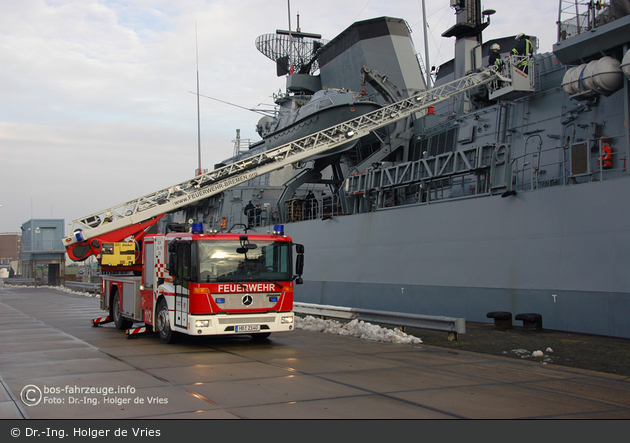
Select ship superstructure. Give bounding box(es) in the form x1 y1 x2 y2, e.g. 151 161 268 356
165 0 630 339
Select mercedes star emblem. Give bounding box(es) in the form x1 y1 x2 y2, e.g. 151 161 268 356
242 295 253 306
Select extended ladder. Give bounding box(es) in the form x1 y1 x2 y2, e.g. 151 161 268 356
64 68 500 254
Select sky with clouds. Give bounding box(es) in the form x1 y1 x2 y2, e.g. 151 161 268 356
0 0 559 234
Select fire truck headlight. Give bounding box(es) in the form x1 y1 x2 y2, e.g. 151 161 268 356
195 320 210 328
281 316 294 324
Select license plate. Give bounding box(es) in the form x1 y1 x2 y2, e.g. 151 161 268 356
235 325 260 332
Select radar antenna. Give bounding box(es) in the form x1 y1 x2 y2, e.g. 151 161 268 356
255 14 328 76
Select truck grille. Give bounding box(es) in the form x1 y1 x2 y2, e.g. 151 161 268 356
218 317 274 324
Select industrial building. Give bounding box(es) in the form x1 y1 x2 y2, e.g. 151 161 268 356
19 219 65 285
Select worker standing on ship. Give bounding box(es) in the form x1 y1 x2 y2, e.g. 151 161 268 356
306 190 317 219
244 201 255 228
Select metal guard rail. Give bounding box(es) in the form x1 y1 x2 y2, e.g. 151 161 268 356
293 302 465 341
65 282 101 294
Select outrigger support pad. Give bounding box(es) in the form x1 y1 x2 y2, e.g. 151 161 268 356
125 326 150 339
91 316 112 327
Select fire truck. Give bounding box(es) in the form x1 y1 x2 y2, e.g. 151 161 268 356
62 68 497 343
95 223 303 343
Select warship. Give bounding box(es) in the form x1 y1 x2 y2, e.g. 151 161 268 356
168 0 630 339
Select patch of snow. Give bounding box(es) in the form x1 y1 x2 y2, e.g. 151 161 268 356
511 349 530 356
511 348 554 363
296 315 422 345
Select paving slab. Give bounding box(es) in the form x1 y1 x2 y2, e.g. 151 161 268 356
319 365 489 393
231 394 456 419
390 383 629 419
149 361 294 385
183 373 370 409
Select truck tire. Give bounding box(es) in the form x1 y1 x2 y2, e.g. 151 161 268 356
112 292 133 330
156 298 178 344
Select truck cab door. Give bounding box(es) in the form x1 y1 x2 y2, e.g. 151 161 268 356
169 240 191 330
141 240 155 325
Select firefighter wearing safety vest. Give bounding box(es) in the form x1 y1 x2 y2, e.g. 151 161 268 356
512 33 532 73
598 138 613 169
488 43 501 68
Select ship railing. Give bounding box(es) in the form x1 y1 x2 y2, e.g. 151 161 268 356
215 195 346 229
595 143 627 179
557 1 620 42
510 147 565 192
510 140 626 192
282 193 344 223
345 144 494 200
591 141 627 180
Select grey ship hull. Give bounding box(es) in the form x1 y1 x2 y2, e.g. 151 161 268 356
286 177 630 338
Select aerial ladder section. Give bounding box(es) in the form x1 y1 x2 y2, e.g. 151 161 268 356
64 68 502 263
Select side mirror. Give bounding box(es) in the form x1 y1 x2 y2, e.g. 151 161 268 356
294 243 304 254
295 253 304 277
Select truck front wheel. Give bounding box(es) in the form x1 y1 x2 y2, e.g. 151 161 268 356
156 299 178 344
112 292 133 330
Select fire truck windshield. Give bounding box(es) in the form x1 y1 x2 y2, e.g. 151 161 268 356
197 240 292 283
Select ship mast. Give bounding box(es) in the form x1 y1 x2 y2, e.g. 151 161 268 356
195 22 202 176
441 0 492 113
421 0 432 88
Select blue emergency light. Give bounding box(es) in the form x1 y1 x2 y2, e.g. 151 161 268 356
273 224 284 235
74 230 84 242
